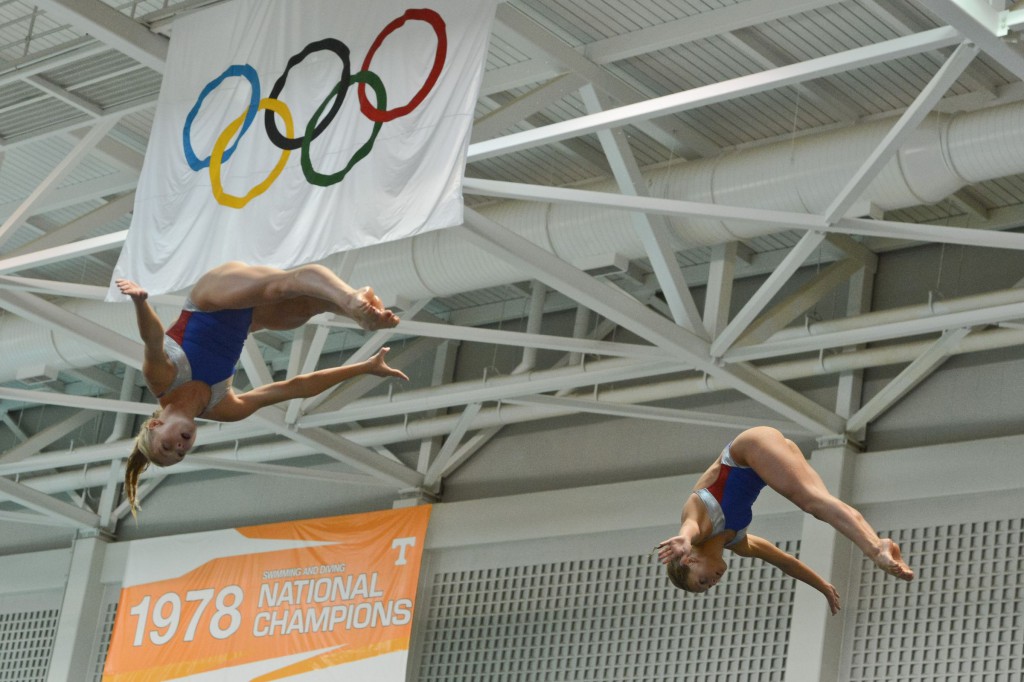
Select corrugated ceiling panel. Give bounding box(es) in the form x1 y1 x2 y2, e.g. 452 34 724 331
486 33 534 69
0 97 86 139
74 67 161 108
113 109 155 149
0 4 81 59
0 79 41 111
0 137 75 204
972 176 1024 210
42 49 140 88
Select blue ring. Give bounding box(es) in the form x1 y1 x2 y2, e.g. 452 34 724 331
182 64 260 171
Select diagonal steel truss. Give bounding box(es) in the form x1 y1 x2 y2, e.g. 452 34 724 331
2 0 1024 533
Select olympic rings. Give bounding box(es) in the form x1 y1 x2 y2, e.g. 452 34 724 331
264 38 350 151
182 9 447 208
211 98 293 209
183 64 260 171
358 9 446 123
302 71 385 187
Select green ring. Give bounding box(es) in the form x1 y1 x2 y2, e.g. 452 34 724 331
301 70 386 187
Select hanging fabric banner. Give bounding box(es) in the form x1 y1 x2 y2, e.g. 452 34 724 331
108 0 495 299
102 505 432 681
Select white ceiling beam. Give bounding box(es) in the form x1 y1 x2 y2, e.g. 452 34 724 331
3 192 134 259
283 323 326 424
305 333 441 416
949 188 990 219
423 402 482 490
464 178 1024 251
845 328 973 432
866 0 999 94
707 231 827 357
824 41 979 223
580 84 707 337
251 409 423 489
69 128 145 171
31 0 168 73
0 510 82 528
917 0 1024 81
704 242 738 339
323 316 664 360
92 455 122 531
302 357 672 426
0 387 151 415
733 257 866 349
0 475 99 529
181 457 390 488
236 338 424 489
481 0 843 94
1 412 28 442
468 27 961 161
62 366 123 394
0 116 120 248
494 3 719 158
0 99 154 151
25 74 103 116
459 209 845 436
834 266 876 441
0 230 127 274
721 30 861 121
417 340 460 475
479 94 612 173
473 73 589 142
505 395 804 432
834 216 1024 250
297 300 432 415
0 37 103 87
0 289 142 368
0 410 99 464
727 300 1024 362
12 325 1024 493
585 0 844 64
0 276 109 299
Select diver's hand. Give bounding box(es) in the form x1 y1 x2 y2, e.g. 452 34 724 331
116 279 148 302
822 583 841 615
656 535 692 565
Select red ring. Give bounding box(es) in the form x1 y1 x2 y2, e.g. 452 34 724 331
358 8 447 123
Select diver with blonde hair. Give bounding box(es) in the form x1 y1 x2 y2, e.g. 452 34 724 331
119 261 407 515
656 426 914 614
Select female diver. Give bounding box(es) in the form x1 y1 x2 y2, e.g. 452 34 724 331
656 426 914 614
118 261 407 514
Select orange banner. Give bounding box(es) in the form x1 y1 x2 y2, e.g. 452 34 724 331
103 505 431 681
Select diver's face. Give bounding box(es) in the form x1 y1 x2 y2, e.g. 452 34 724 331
685 554 727 593
146 416 196 467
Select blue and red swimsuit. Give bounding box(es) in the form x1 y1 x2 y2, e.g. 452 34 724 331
695 443 768 547
159 300 253 415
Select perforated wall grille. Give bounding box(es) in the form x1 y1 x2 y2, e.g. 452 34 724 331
89 598 119 682
0 609 58 681
417 542 797 682
848 519 1024 682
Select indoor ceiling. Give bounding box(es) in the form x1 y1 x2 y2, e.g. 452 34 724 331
2 0 1024 543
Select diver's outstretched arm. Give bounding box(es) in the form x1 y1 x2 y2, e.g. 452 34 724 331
731 533 841 615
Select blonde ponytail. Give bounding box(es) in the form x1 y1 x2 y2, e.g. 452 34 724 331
124 409 161 518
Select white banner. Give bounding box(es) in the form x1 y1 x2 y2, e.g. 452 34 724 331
109 0 495 299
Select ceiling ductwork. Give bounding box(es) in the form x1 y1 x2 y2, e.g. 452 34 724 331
3 101 1024 382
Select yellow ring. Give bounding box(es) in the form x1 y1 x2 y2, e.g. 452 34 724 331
209 98 293 209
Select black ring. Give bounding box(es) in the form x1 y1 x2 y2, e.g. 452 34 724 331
264 37 351 151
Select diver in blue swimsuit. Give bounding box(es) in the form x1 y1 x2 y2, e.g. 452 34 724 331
657 426 914 614
117 261 407 515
